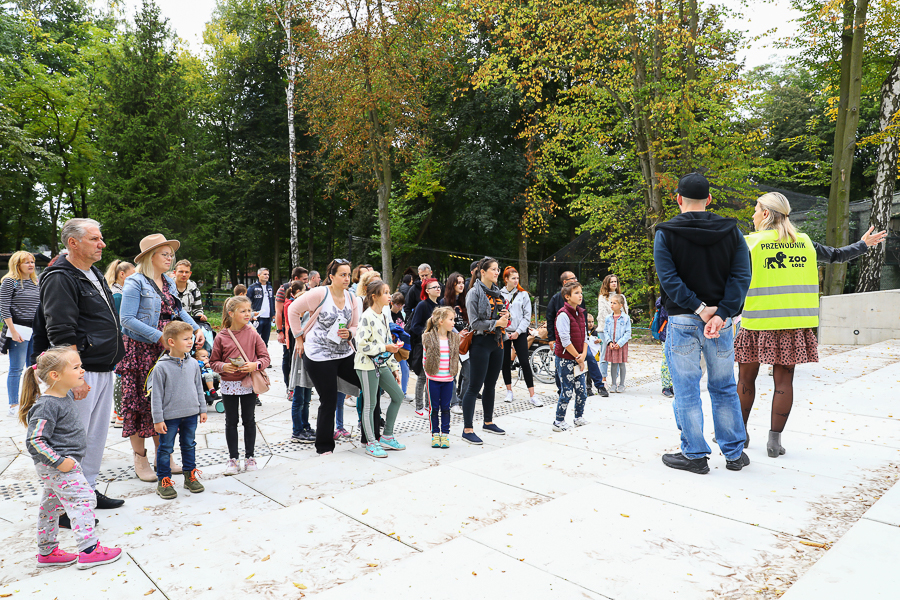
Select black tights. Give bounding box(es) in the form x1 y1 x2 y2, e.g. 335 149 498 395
738 362 796 433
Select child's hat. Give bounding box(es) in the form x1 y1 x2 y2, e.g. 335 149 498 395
135 233 181 262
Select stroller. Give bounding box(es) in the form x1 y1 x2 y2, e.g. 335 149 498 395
196 322 224 413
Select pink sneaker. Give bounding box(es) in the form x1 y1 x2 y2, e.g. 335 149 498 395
333 428 350 440
37 546 77 567
77 544 122 569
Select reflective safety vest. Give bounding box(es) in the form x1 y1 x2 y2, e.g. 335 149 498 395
742 230 819 331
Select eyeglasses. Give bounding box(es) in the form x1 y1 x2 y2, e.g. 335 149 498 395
334 258 350 265
159 253 175 259
427 286 441 291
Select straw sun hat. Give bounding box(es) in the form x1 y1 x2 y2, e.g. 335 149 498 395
134 234 181 262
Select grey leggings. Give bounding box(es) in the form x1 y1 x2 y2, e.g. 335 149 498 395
610 363 627 387
357 366 404 442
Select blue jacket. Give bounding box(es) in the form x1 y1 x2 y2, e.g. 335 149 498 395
120 273 199 344
247 282 275 317
604 313 632 348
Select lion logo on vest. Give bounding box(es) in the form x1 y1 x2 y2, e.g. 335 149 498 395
765 252 787 269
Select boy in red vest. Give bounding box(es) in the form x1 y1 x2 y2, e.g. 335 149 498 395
552 281 589 432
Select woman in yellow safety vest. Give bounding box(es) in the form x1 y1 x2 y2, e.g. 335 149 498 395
736 192 887 458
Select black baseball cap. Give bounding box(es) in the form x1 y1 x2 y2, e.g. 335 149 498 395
676 173 710 200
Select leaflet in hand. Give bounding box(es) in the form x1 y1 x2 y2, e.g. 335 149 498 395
17 325 33 341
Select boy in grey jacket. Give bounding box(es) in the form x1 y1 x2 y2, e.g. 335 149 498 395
151 321 207 500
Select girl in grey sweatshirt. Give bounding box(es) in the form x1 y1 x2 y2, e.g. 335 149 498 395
21 347 123 568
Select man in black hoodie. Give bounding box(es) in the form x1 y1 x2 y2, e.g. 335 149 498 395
653 173 751 475
32 218 127 512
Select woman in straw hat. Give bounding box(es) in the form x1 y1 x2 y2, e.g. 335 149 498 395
118 234 205 482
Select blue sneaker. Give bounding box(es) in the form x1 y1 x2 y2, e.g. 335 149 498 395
379 435 406 451
482 423 505 435
462 432 483 445
364 442 387 458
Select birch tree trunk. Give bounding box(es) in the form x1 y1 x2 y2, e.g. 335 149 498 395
824 0 869 295
274 2 301 269
856 49 900 293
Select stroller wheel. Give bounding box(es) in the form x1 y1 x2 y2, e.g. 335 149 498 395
215 400 225 413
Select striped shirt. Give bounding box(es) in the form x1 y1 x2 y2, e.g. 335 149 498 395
425 339 454 382
0 277 40 324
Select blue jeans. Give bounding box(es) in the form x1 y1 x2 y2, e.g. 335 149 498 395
7 337 34 405
156 414 198 480
598 332 610 378
428 380 454 434
336 392 344 430
399 359 409 394
664 314 745 461
291 387 312 436
555 357 587 421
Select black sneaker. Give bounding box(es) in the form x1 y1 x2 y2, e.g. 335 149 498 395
299 430 315 444
662 452 709 474
59 513 99 529
482 423 505 435
725 452 751 471
209 390 221 400
95 491 125 509
598 386 610 398
255 398 262 406
662 388 674 398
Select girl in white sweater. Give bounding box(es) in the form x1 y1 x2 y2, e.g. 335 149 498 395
596 274 628 387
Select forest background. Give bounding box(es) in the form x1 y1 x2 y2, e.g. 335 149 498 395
1 0 899 319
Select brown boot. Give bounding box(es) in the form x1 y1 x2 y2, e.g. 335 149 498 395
170 454 183 474
134 451 158 482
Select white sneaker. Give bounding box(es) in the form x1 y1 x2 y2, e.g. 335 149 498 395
450 405 463 415
244 457 258 472
552 420 570 432
528 395 544 407
224 459 240 476
344 396 356 408
414 409 428 418
7 404 18 417
574 417 589 427
504 390 514 403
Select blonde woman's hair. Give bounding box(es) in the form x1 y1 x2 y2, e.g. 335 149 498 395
135 245 174 277
755 192 798 243
2 251 38 284
610 293 626 307
222 295 252 329
356 270 381 298
103 259 134 286
18 347 79 426
425 306 455 334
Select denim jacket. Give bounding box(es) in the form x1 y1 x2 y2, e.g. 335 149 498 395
120 273 199 344
604 313 632 348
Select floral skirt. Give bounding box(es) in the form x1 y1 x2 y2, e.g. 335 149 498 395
734 327 818 366
117 323 168 438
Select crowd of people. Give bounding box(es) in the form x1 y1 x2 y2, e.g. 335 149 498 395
0 171 888 569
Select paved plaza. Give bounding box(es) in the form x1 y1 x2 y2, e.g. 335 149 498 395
0 340 898 599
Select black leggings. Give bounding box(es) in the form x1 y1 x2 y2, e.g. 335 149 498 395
303 354 360 454
223 393 256 459
502 335 534 388
462 335 503 429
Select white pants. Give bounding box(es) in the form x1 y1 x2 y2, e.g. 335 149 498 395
73 371 115 489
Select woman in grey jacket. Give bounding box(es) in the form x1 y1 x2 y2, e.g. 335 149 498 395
500 267 542 406
461 257 510 445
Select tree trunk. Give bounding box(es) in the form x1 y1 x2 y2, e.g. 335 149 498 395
824 0 869 295
307 192 314 269
856 49 900 293
273 2 300 268
376 152 393 280
517 228 529 290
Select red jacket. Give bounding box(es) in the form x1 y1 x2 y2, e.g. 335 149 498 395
209 324 271 381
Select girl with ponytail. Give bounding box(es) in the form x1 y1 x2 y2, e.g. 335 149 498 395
422 307 459 449
22 347 123 569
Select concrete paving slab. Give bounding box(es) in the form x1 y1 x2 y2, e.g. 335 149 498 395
452 438 639 497
779 519 900 599
468 482 787 600
862 479 900 526
320 464 549 550
0 557 162 599
313 536 607 599
128 500 416 599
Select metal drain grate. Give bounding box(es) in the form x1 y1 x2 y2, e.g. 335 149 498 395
2 481 41 500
